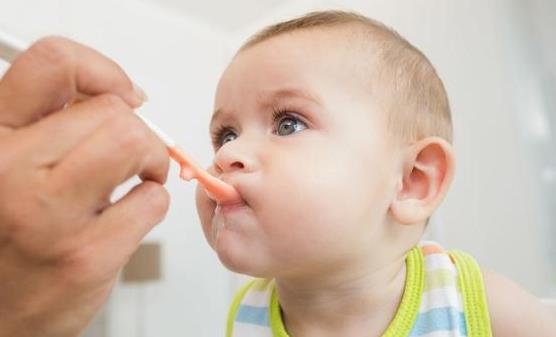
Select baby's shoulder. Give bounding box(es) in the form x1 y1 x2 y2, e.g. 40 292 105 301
482 269 556 337
416 242 556 336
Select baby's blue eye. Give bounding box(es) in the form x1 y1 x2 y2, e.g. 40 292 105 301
219 130 237 146
276 116 307 136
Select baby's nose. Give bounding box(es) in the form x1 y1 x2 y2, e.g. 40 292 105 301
213 142 256 175
223 160 244 171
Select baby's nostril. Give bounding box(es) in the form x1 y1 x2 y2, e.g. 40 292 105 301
230 161 244 169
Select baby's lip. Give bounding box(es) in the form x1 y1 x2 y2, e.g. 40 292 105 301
216 195 249 216
215 179 248 207
218 200 248 209
217 195 246 207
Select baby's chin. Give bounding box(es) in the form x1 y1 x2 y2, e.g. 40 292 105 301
213 236 272 278
219 258 270 279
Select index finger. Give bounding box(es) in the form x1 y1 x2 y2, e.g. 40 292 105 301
0 36 146 129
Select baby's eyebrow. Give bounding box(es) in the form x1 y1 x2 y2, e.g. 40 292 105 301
260 88 322 107
210 108 225 129
210 87 321 128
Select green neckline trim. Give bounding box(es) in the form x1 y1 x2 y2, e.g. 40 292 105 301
449 250 493 337
381 246 424 337
269 246 424 337
227 279 257 337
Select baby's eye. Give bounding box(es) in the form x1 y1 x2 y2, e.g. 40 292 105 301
220 130 237 145
220 131 237 145
212 128 237 148
274 113 307 136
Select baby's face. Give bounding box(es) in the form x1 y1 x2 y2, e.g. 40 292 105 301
196 29 402 278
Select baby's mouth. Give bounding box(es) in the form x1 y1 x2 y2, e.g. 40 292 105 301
216 198 249 214
213 178 248 209
212 197 250 242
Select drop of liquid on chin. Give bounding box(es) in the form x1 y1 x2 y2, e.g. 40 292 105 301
212 206 226 241
206 189 217 201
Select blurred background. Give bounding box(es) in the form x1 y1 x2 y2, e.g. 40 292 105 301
0 0 554 336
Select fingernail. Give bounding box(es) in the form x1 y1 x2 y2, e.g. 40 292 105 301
133 83 149 103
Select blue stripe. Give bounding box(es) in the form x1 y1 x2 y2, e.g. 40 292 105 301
409 307 467 336
236 304 270 326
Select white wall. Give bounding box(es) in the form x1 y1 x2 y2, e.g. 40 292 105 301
1 0 554 336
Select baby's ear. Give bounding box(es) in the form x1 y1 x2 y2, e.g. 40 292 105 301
389 137 455 225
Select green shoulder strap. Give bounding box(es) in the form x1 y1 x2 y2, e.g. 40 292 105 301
448 250 493 337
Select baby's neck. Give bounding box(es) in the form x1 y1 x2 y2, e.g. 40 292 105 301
275 255 407 337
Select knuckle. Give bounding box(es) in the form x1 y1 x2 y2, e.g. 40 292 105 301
28 36 74 65
148 185 170 217
136 182 170 222
0 200 50 252
0 201 26 239
152 141 170 172
160 153 170 181
38 181 65 212
111 114 150 153
0 179 36 239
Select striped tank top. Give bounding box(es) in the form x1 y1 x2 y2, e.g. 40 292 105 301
226 242 493 337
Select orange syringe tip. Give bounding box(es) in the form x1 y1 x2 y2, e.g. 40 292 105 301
167 146 241 203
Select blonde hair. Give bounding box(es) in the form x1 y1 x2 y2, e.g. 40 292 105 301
239 10 453 144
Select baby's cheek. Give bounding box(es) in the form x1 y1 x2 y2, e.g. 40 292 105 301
276 167 357 222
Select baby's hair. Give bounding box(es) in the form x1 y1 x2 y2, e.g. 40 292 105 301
239 10 453 144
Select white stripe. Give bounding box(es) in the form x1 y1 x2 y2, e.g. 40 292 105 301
419 287 464 312
241 287 273 307
232 321 273 337
423 254 457 273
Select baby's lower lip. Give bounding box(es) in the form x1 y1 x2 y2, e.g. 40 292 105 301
218 201 248 214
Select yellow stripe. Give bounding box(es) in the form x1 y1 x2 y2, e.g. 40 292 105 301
423 269 456 291
251 278 273 291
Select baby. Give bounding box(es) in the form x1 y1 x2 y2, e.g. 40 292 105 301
195 10 556 337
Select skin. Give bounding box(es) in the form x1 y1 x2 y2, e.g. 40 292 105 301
196 26 556 336
0 37 170 337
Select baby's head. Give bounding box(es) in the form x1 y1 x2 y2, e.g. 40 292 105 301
196 10 455 280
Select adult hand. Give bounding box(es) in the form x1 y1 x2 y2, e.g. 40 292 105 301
0 37 170 337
